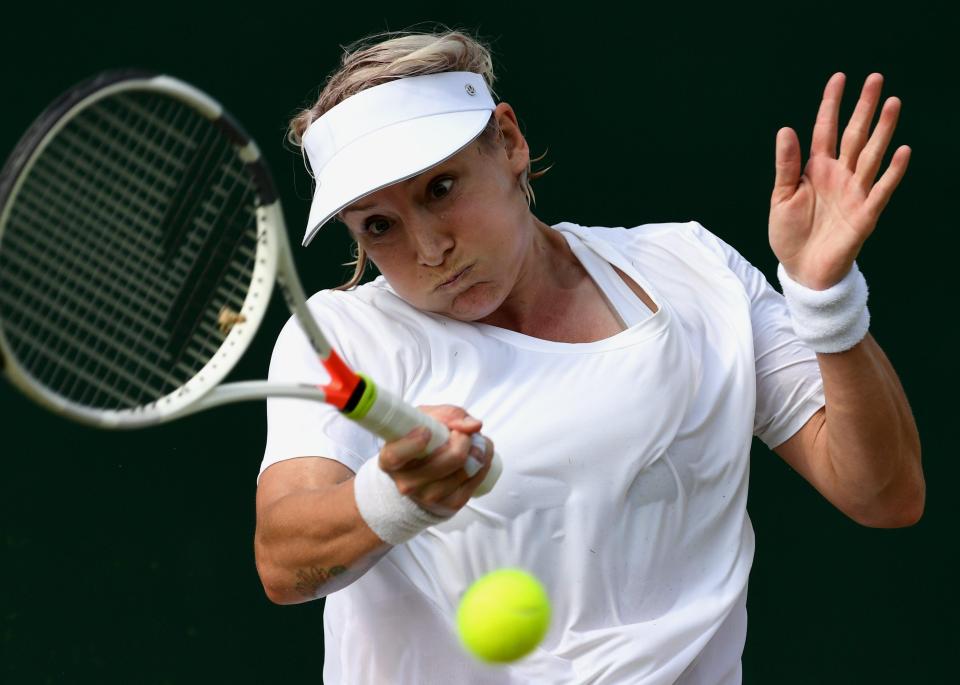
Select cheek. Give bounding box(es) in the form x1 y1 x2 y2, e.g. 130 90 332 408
455 196 524 252
364 246 413 287
367 253 445 312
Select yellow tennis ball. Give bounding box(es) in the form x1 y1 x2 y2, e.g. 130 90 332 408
456 568 551 663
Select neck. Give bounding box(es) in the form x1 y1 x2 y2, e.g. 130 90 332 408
478 219 589 335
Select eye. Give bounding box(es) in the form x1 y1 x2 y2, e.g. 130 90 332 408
364 217 391 236
429 177 454 200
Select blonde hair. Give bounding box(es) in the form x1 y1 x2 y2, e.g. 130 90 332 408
288 28 550 289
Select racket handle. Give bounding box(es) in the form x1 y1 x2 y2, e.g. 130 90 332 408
349 383 501 497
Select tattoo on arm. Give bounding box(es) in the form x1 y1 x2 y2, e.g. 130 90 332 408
294 565 348 598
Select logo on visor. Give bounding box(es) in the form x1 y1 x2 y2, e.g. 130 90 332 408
465 84 477 96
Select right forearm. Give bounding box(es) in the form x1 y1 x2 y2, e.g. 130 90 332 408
255 478 389 604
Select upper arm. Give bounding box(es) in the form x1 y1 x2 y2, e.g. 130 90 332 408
256 456 355 518
772 405 832 493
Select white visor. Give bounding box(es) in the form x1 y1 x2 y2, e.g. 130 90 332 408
300 71 497 246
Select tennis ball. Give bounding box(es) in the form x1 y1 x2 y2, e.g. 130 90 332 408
456 568 551 663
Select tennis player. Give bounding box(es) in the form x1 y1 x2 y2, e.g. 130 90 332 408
254 30 924 684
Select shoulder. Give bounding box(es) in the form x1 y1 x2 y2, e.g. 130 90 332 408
553 219 737 265
554 219 719 243
274 279 420 349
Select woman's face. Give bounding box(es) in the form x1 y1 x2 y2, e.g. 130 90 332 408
339 103 535 322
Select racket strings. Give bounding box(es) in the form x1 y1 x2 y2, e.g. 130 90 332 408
8 94 206 404
0 90 259 411
11 165 176 324
162 133 255 362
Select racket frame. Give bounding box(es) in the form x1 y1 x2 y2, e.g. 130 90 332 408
0 74 288 428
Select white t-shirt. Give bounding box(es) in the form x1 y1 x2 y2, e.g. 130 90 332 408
261 221 826 684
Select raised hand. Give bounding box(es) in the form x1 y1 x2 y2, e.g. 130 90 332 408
769 72 911 290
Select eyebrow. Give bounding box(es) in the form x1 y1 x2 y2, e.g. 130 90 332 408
341 176 418 217
341 201 375 217
340 166 454 217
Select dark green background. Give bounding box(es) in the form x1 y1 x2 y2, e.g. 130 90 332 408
1 1 954 682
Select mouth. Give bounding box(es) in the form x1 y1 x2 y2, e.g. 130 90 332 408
436 264 473 290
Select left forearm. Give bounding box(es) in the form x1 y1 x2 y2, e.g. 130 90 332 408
816 333 924 524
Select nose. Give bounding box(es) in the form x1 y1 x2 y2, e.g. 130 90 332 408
407 213 454 267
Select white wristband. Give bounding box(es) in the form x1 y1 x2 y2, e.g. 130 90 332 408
777 261 870 353
353 458 450 546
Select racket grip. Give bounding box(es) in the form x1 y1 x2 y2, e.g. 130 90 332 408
349 383 502 497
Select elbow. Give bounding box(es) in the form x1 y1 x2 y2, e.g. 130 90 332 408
254 534 353 605
254 535 307 606
261 580 288 606
849 465 926 529
256 558 298 605
852 496 924 528
262 580 303 606
257 561 314 605
259 564 353 604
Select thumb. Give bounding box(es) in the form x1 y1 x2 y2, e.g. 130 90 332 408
772 127 801 203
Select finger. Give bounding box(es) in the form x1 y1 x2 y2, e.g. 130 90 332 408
772 127 802 203
464 434 489 478
417 404 483 432
441 450 497 510
394 430 474 490
855 96 902 189
379 426 431 472
412 468 474 512
447 415 483 434
839 73 884 171
866 145 911 217
415 438 494 513
421 433 489 481
811 72 845 158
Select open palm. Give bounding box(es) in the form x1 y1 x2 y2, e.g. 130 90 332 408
769 73 911 290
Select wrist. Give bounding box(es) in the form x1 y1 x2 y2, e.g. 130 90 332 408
777 261 870 353
353 458 450 546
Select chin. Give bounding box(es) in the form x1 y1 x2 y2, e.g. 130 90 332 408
447 283 504 322
401 282 502 322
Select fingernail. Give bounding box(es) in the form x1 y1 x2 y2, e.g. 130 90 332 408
464 434 487 477
464 456 483 477
463 416 481 427
470 433 487 454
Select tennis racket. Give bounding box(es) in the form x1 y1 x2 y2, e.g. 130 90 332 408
0 70 501 495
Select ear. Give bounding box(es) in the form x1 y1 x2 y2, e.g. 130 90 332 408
492 102 530 177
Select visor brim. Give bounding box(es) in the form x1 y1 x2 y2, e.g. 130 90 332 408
302 109 493 246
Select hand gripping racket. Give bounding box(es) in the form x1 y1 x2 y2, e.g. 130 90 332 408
0 70 502 495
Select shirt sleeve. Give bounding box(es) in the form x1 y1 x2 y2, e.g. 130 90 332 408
687 222 826 449
259 302 381 482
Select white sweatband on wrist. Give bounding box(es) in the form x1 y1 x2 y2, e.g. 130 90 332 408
353 458 450 546
777 261 870 353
